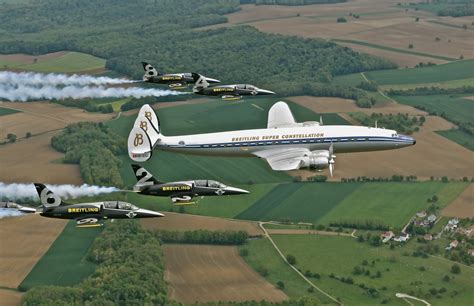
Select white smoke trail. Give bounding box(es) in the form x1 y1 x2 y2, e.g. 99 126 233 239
0 182 119 201
0 208 25 219
0 71 137 86
0 84 187 102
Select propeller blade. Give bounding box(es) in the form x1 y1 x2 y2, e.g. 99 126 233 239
329 163 333 177
320 116 323 125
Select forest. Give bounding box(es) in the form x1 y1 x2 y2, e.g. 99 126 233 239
22 221 168 305
51 122 126 187
0 0 395 97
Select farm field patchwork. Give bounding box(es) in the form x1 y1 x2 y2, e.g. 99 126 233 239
237 182 361 224
272 235 474 305
319 182 468 229
0 214 67 289
163 244 287 303
19 221 102 291
0 51 106 73
392 95 474 126
437 129 474 151
365 60 474 85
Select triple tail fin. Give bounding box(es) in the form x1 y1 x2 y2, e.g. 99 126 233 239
127 104 161 162
34 183 63 207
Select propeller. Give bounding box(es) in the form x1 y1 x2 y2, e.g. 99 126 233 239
329 143 336 177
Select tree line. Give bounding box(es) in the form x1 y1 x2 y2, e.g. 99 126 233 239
51 122 125 187
154 229 249 245
53 98 114 113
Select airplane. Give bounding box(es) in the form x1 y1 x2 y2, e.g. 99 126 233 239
141 62 220 89
127 102 416 176
192 75 275 100
131 164 249 205
0 201 36 213
33 183 164 227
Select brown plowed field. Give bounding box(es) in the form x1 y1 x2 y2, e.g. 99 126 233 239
141 212 263 236
0 289 22 306
163 244 287 303
0 102 113 140
0 214 67 289
442 184 473 218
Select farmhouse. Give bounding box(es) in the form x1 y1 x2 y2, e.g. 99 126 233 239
456 226 473 237
394 233 410 242
446 239 459 251
423 214 437 226
468 249 474 257
424 234 433 241
381 231 395 243
444 219 459 232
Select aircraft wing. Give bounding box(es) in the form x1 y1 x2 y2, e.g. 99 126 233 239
267 101 297 128
253 148 310 171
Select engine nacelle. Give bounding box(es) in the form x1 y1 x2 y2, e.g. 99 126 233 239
299 151 330 170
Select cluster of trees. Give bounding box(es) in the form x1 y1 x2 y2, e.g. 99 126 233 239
329 220 389 231
53 98 114 113
340 174 418 182
0 0 396 103
438 4 474 17
351 112 424 135
23 221 168 305
51 122 125 187
154 229 249 245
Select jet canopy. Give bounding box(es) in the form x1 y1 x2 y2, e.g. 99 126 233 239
235 84 256 90
103 201 138 211
194 180 227 188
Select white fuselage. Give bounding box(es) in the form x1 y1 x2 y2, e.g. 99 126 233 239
154 125 415 156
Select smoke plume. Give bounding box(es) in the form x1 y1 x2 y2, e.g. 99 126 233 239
0 71 136 86
0 84 186 102
0 182 119 201
0 208 25 219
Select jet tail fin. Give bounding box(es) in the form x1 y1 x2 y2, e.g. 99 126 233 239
193 74 210 93
128 104 161 162
131 164 163 191
142 62 160 81
34 183 63 207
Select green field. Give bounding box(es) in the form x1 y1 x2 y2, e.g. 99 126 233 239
236 182 361 223
380 78 474 91
0 106 20 116
19 221 102 291
332 39 456 62
108 99 350 186
319 182 467 229
392 95 474 126
365 60 474 85
240 238 330 302
1 52 105 73
437 129 474 151
272 235 474 305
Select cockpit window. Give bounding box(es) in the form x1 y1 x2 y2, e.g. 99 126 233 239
183 73 192 77
245 85 255 90
208 180 226 188
103 201 137 210
236 84 246 89
195 180 207 187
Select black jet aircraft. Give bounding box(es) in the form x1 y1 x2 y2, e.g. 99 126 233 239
34 183 163 227
192 75 275 100
131 164 249 205
142 62 220 89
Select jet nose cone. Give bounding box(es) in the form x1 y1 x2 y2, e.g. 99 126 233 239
258 89 276 95
398 134 416 146
224 186 250 195
205 77 221 84
136 208 164 218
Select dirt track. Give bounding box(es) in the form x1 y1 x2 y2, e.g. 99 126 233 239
0 214 67 289
163 244 287 303
141 212 263 236
442 184 473 218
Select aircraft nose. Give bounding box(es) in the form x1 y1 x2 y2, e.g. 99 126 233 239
224 186 250 195
204 77 221 83
258 89 276 95
398 134 416 146
136 208 164 218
